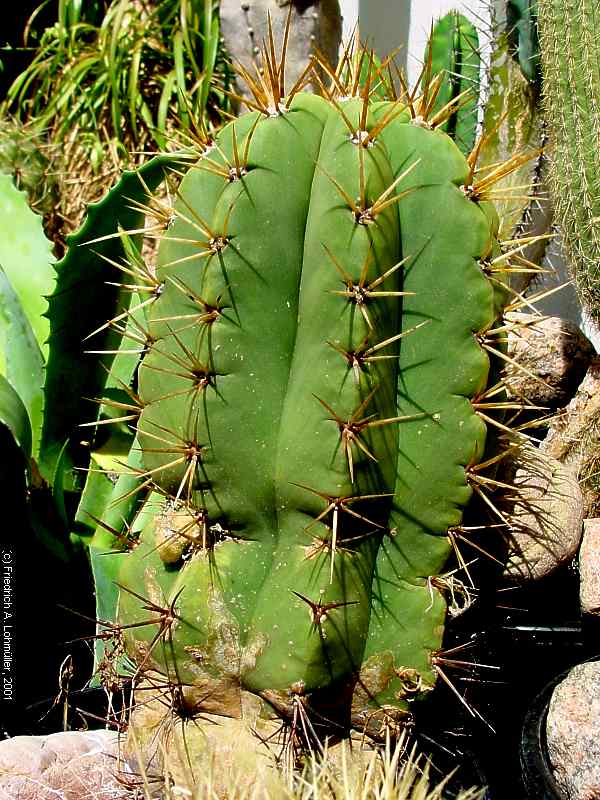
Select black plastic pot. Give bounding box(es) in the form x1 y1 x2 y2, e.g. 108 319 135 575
520 671 568 800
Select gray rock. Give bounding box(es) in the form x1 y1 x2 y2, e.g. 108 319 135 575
547 661 600 799
580 519 600 616
0 729 136 800
220 0 342 102
505 313 594 408
503 443 584 581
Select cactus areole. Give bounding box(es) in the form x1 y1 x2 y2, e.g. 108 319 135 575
113 52 505 741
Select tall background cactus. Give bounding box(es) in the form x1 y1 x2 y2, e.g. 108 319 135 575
423 11 481 155
537 0 600 322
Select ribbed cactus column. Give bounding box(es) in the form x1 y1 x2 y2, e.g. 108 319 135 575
111 49 509 755
424 12 480 154
537 0 600 321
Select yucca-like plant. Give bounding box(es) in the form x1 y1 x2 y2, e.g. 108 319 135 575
1 0 231 248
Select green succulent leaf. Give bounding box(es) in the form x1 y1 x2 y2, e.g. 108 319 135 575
79 446 145 674
0 265 44 456
40 153 184 479
0 173 55 355
0 372 32 461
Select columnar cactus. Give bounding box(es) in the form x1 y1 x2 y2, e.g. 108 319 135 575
97 43 511 751
423 11 481 155
0 12 567 771
537 0 600 321
507 0 540 85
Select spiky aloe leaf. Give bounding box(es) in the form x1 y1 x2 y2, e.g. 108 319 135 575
424 11 480 155
40 153 184 479
0 372 32 461
0 173 55 354
75 446 146 676
0 266 44 455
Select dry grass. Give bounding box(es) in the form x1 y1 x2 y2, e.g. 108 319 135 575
122 732 485 800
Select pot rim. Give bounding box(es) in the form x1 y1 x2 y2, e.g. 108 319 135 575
520 657 600 800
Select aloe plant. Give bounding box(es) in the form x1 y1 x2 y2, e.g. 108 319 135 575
0 159 182 715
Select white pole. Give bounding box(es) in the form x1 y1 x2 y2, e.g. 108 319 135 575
338 0 359 46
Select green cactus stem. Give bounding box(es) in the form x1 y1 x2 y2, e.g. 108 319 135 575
507 0 541 85
84 46 518 752
423 11 481 155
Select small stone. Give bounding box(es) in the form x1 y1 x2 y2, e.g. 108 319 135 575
505 313 594 408
580 519 600 616
547 662 600 799
503 443 584 581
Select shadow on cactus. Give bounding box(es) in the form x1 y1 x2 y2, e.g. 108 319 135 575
28 29 553 784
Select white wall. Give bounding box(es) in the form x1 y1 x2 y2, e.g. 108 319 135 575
404 0 495 85
338 0 495 86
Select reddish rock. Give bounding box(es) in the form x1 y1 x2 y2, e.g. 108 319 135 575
547 662 600 799
580 519 600 616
